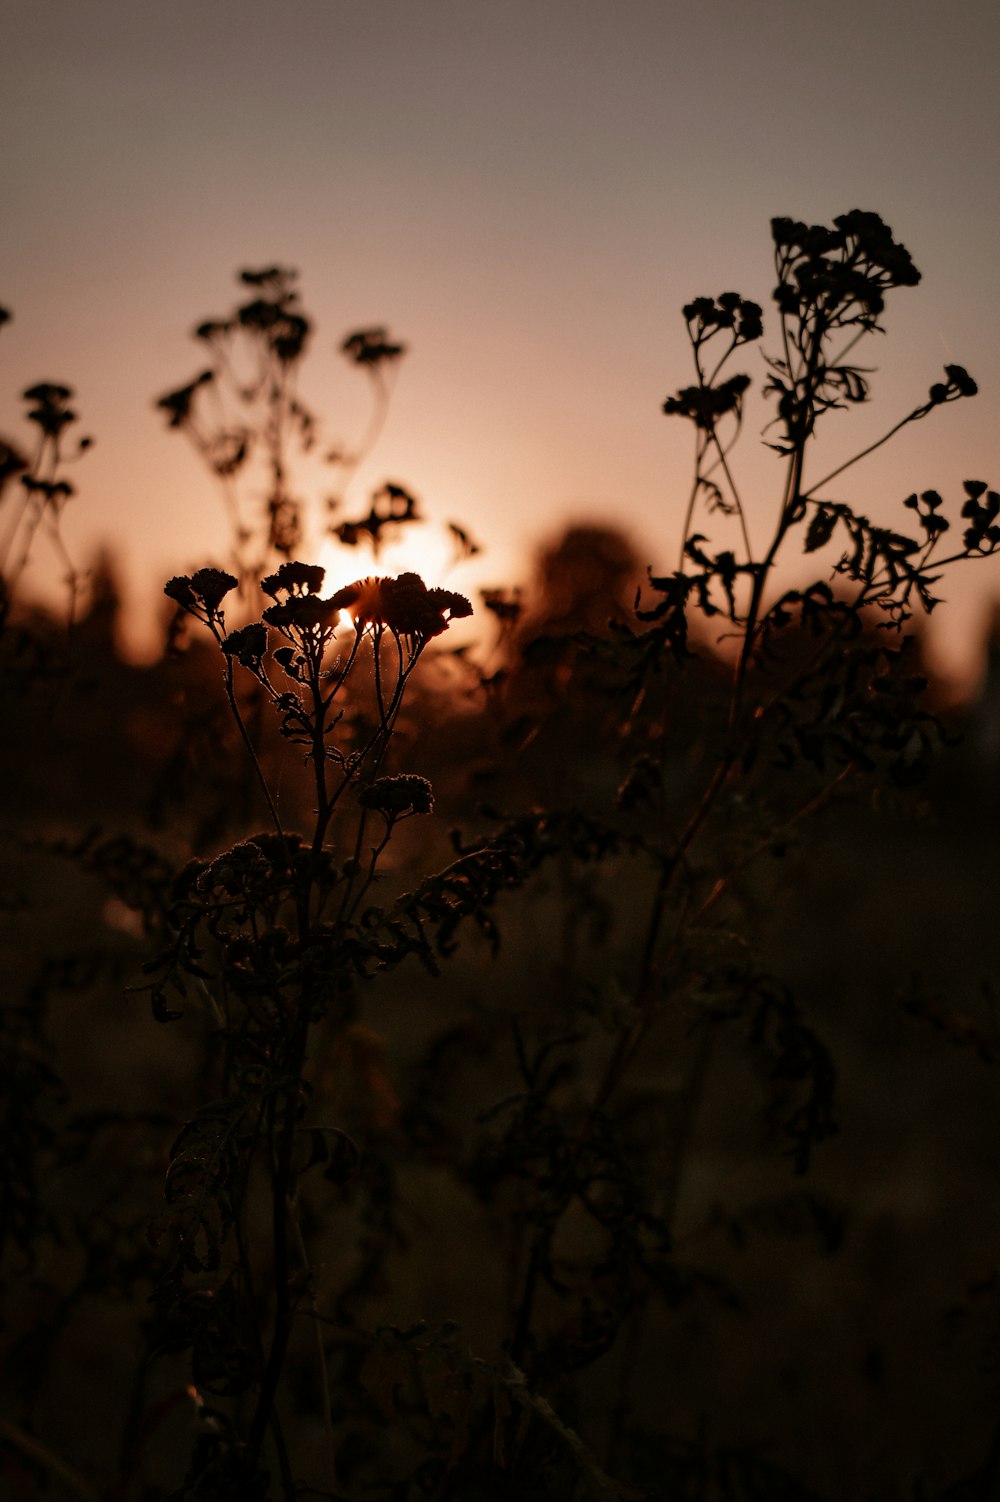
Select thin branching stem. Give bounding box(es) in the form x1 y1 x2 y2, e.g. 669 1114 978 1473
223 659 288 849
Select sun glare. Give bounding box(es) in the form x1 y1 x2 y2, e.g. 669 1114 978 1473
315 525 459 600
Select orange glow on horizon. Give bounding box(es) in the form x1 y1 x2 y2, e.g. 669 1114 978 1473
4 1 1000 684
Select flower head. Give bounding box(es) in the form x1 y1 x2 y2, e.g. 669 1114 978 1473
359 774 434 818
770 210 922 331
191 568 239 611
164 575 196 610
262 594 340 630
23 382 76 437
341 327 406 367
221 622 269 669
261 560 326 598
331 572 472 645
164 567 239 620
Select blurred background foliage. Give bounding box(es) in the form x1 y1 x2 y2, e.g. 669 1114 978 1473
4 526 1000 1497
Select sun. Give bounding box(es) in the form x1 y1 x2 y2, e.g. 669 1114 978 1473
314 524 460 598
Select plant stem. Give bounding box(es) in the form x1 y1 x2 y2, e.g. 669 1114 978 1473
224 661 288 848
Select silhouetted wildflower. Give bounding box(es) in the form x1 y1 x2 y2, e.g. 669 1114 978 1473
165 568 238 617
359 774 434 817
221 622 269 669
332 482 421 553
770 210 920 328
663 374 751 429
960 481 1000 554
233 266 311 364
330 573 472 644
156 371 213 429
261 594 341 629
261 561 327 598
930 365 977 404
239 266 288 288
683 293 763 343
163 576 196 610
23 382 71 404
341 327 406 367
190 567 239 611
23 383 76 437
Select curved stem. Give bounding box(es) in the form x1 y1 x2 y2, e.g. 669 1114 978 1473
801 404 927 499
223 661 287 849
677 435 708 570
706 419 753 562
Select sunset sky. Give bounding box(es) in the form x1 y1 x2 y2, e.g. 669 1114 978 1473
4 0 999 685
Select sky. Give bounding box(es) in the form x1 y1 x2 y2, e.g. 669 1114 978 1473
3 0 999 686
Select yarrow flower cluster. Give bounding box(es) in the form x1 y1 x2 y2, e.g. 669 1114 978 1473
258 560 340 631
166 560 473 673
682 292 763 345
771 209 921 324
358 774 434 819
261 561 327 598
249 565 474 648
164 567 239 620
221 622 269 668
662 373 752 431
23 382 79 438
928 365 977 406
340 327 406 368
261 594 341 630
330 572 473 645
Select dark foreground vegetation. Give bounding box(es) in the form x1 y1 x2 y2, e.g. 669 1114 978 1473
3 215 1000 1501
